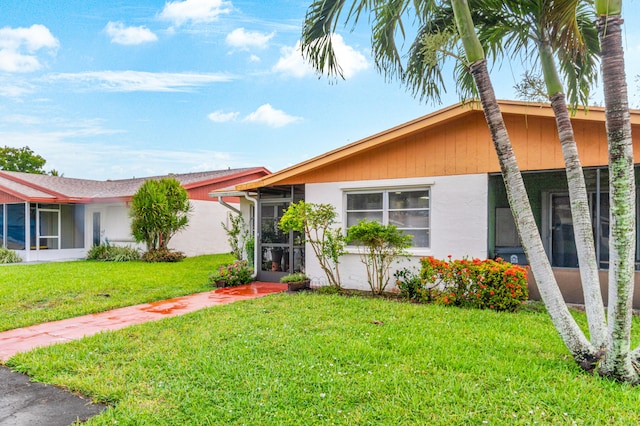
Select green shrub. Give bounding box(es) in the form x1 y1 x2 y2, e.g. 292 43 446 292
0 247 22 264
141 248 185 263
208 260 253 286
346 219 412 295
315 284 340 295
420 256 528 312
394 267 435 302
130 178 191 251
87 244 140 262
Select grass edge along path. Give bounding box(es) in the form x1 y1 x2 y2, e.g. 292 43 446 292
7 292 640 425
0 254 234 332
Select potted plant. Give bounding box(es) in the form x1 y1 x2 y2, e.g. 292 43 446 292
280 272 310 291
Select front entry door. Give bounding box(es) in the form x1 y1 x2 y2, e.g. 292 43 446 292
256 186 305 282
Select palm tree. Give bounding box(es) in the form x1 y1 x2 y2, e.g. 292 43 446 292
449 0 601 369
595 0 637 382
470 0 607 351
301 0 639 382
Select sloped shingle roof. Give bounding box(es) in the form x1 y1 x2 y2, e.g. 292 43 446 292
0 168 268 203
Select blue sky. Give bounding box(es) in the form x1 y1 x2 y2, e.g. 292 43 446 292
1 0 639 180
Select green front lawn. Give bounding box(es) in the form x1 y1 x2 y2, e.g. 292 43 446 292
7 293 640 425
0 254 233 332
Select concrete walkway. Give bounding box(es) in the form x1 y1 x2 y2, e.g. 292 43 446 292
0 282 287 362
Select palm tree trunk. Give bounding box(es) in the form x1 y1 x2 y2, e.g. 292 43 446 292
471 59 600 368
452 0 600 369
540 42 607 349
596 11 638 382
550 92 607 348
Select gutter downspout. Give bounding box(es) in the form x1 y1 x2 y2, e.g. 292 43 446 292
217 196 241 215
217 193 259 278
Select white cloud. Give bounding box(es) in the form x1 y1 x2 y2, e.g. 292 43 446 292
0 24 59 72
249 54 261 63
45 70 234 92
208 110 239 122
226 28 274 50
208 105 302 127
1 114 43 125
243 104 301 128
273 34 368 79
105 22 158 45
0 85 33 97
159 0 233 27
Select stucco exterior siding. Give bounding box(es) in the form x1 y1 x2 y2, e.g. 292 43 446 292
304 174 489 291
169 199 232 257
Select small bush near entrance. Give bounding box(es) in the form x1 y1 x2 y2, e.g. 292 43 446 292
141 248 186 263
208 260 253 287
87 244 140 262
418 256 528 312
0 247 22 264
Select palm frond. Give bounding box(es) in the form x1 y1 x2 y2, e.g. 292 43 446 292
301 0 350 78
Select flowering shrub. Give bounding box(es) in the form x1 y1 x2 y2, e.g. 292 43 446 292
419 256 528 312
209 260 254 287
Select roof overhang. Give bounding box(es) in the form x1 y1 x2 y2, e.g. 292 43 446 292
234 100 640 191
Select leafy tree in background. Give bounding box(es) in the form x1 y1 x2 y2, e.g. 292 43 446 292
130 178 191 252
0 146 46 174
302 0 638 382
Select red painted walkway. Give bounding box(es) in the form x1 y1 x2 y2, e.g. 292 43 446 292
0 282 288 362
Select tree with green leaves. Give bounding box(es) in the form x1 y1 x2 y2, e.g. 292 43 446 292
0 146 46 174
279 201 345 287
302 0 638 382
130 178 191 252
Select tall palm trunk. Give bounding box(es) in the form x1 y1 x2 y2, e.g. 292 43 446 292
596 4 638 381
452 0 601 368
539 43 607 349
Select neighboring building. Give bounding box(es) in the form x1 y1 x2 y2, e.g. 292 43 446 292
215 101 640 307
0 167 270 262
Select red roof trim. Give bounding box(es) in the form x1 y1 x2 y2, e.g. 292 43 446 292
181 167 271 190
0 171 69 199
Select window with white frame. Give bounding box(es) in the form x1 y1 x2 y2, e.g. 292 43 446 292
345 188 430 247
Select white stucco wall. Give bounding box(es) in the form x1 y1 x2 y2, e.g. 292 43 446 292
169 199 232 257
305 174 489 291
85 200 233 258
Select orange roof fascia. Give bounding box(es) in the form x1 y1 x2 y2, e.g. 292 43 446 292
236 102 483 190
236 100 640 191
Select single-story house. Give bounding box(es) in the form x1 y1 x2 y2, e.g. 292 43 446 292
214 100 640 307
0 167 269 262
